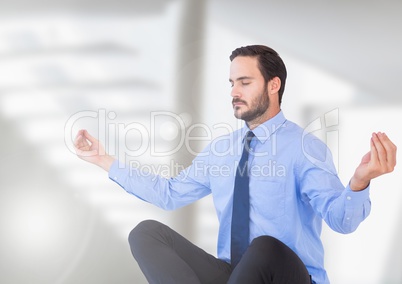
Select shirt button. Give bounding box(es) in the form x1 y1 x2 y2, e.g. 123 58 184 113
114 177 118 180
346 196 352 201
346 217 350 220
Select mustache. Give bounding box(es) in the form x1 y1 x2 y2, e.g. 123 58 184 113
232 99 247 105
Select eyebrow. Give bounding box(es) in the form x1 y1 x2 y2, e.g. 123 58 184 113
229 76 254 83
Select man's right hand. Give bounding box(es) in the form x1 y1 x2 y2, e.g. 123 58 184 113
74 129 115 172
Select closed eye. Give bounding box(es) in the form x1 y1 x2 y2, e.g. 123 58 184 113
229 77 253 87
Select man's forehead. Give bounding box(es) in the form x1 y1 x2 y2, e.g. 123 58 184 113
229 56 260 79
231 55 258 66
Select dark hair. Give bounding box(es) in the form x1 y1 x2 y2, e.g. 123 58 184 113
230 45 287 105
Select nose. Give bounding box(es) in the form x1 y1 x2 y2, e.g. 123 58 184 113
231 85 240 98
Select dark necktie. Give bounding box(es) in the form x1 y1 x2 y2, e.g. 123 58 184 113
231 131 255 268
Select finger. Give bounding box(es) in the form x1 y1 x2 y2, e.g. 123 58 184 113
74 134 83 148
75 129 84 137
83 130 98 144
378 132 397 169
74 132 89 149
74 129 86 142
74 130 86 145
370 133 379 165
75 147 98 157
372 132 387 166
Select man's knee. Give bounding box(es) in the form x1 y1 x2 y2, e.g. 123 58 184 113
249 235 291 262
238 236 310 283
250 235 284 250
128 220 163 254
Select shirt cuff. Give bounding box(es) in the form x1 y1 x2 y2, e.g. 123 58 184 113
344 183 370 206
108 160 129 187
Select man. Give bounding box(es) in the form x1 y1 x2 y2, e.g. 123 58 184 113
74 45 397 284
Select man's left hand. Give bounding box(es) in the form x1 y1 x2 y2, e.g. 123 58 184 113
350 132 397 191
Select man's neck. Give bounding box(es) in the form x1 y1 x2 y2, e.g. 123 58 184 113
246 108 281 130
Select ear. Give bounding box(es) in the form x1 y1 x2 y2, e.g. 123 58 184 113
267 77 281 94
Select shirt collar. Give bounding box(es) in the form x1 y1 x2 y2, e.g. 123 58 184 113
242 110 287 144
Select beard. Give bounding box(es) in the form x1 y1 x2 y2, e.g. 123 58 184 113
233 86 270 122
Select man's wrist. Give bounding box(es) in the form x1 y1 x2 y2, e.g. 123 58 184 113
99 155 116 172
350 177 370 192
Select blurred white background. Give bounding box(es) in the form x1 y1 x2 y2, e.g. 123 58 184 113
0 0 401 283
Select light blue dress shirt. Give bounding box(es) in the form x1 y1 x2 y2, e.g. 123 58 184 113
109 111 371 284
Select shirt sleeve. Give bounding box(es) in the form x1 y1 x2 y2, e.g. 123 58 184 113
108 148 212 211
298 135 371 234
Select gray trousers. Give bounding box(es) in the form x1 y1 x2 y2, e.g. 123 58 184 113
128 220 312 284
